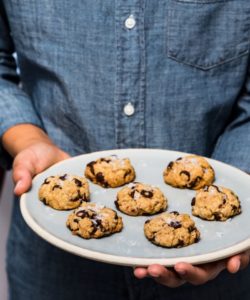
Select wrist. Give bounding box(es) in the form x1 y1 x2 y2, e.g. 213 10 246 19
2 124 54 157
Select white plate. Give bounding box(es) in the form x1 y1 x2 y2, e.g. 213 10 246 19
20 149 250 267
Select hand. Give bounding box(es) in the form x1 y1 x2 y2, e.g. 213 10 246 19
2 124 70 196
13 142 70 196
134 251 250 287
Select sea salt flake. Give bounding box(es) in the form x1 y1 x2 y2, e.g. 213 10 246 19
133 191 141 200
216 232 224 238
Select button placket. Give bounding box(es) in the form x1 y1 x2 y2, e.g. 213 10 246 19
114 2 146 148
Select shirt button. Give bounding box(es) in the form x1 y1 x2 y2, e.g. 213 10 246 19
123 102 135 116
125 15 136 29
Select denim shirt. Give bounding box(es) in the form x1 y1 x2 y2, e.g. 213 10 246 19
0 0 250 172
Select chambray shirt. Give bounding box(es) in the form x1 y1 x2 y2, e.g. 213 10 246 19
1 0 250 173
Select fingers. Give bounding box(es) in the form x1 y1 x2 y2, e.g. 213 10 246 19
174 260 226 285
13 158 36 195
134 265 186 288
226 252 250 273
240 251 250 270
148 264 186 287
12 143 70 196
133 267 148 279
226 256 241 273
135 253 250 288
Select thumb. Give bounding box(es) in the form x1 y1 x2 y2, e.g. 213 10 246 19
13 159 36 196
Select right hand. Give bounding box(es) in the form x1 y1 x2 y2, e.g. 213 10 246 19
2 124 70 196
13 142 70 196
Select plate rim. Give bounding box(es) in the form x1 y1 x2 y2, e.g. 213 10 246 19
20 148 250 267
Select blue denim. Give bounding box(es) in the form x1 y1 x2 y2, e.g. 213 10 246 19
1 0 250 299
7 200 250 300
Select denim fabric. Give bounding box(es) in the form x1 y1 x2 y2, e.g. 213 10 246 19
0 0 250 170
1 0 250 299
7 199 250 300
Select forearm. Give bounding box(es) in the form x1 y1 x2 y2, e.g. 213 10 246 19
0 4 45 168
2 124 54 157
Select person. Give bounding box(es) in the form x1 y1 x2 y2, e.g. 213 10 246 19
1 0 250 299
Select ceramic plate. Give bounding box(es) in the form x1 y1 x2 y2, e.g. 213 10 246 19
20 149 250 267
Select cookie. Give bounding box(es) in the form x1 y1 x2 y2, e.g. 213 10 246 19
191 185 241 221
84 155 136 188
163 155 215 190
115 182 168 216
144 211 200 248
38 174 90 210
66 202 123 239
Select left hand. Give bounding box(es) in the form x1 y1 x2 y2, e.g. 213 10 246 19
134 251 250 287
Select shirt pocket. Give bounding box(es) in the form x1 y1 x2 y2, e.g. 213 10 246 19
166 0 250 70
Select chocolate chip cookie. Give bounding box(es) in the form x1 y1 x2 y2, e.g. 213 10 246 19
144 211 200 248
84 155 136 188
115 182 168 216
163 155 215 190
39 174 90 210
66 202 123 239
191 185 241 221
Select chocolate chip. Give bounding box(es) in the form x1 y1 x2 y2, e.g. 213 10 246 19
41 198 47 205
170 211 179 215
123 169 131 179
82 193 90 202
130 190 136 198
176 157 182 161
194 236 200 243
59 174 67 181
213 212 221 221
42 178 51 185
114 200 119 210
70 190 82 202
70 198 80 202
52 184 62 191
177 239 184 247
141 190 153 198
145 219 150 224
76 210 89 218
73 218 79 223
188 176 201 189
231 205 238 212
73 178 82 187
87 161 96 175
169 220 181 229
167 161 174 170
91 219 102 233
188 226 194 233
191 197 196 206
100 158 111 163
180 170 190 181
92 217 104 232
96 172 104 182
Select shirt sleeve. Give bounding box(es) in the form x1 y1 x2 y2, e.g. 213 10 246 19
212 61 250 173
0 2 43 169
